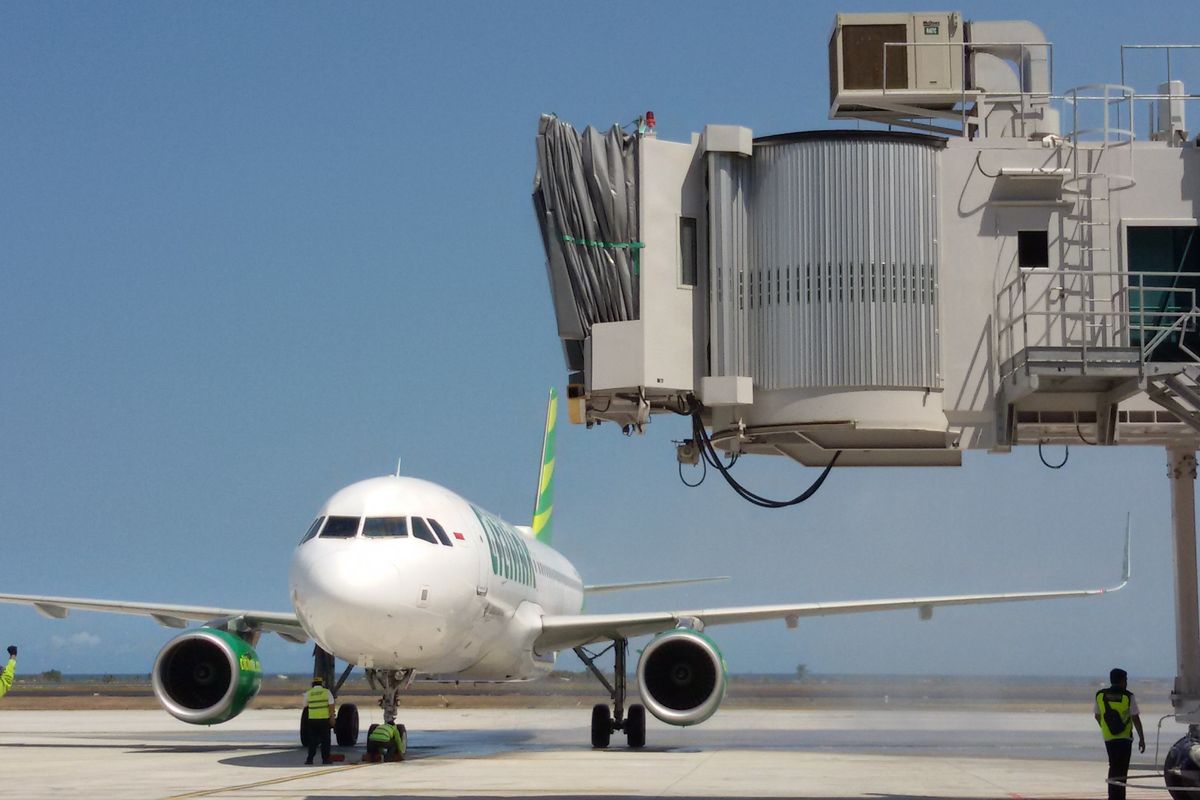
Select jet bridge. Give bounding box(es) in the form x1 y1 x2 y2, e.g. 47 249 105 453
532 11 1200 767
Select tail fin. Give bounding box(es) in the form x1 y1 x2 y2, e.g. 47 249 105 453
531 387 557 545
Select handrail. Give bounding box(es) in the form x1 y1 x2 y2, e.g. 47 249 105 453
996 269 1200 379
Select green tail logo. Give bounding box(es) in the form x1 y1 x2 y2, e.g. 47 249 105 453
531 387 557 544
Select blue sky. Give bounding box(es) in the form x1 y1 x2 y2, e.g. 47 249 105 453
2 1 1199 681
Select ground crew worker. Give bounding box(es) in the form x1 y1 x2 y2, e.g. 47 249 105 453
0 646 15 699
364 721 406 762
1095 667 1145 800
303 676 335 765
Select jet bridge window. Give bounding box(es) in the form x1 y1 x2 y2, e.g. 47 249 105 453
427 518 453 547
319 515 361 538
299 517 325 545
410 517 438 545
363 517 408 538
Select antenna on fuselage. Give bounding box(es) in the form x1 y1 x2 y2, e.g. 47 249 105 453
394 457 402 477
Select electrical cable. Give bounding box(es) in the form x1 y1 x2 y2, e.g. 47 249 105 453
690 411 841 508
1076 424 1097 446
974 151 1002 179
678 456 706 488
1038 439 1069 469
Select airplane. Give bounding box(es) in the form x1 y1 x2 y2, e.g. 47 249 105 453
0 388 1131 750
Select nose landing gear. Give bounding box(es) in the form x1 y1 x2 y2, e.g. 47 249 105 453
575 638 646 749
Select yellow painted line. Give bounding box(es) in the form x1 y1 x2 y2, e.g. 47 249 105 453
165 761 373 799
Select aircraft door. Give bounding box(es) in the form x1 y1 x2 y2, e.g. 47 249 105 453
474 524 491 596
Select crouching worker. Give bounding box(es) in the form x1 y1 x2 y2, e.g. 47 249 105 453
364 722 406 762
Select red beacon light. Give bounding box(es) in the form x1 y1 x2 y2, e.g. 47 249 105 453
645 111 655 129
643 110 656 138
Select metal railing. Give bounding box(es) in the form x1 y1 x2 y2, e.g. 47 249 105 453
996 269 1200 378
1120 44 1200 142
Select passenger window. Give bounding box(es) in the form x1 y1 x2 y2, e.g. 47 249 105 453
363 517 408 538
319 515 361 538
428 519 452 546
410 517 437 545
299 517 325 545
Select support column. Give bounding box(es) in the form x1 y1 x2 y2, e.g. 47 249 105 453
1168 446 1200 722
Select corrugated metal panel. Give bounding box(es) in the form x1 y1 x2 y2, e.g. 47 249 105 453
709 135 941 390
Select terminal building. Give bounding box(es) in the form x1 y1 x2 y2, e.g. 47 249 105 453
532 11 1200 789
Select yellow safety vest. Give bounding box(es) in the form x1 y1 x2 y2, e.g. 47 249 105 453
0 658 14 699
306 686 333 720
1096 688 1133 740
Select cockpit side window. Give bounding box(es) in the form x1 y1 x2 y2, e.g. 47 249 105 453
410 517 438 544
320 515 361 538
363 517 408 538
299 517 325 545
428 518 453 547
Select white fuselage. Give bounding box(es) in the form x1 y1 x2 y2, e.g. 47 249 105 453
288 476 583 680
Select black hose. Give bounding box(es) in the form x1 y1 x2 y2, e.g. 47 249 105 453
678 456 706 487
690 412 841 508
1038 440 1069 469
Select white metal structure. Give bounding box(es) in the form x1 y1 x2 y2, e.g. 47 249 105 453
533 13 1200 749
0 391 1128 750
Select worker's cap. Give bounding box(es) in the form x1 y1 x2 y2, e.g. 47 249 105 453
312 676 324 685
1110 668 1128 684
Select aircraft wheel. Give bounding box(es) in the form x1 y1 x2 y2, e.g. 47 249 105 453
625 704 646 748
299 707 312 747
590 703 611 749
335 703 360 746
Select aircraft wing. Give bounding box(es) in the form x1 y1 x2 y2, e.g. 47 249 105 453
536 525 1131 653
583 576 730 594
0 593 308 643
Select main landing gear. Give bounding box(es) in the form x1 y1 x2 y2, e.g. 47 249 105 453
575 638 646 749
300 646 360 748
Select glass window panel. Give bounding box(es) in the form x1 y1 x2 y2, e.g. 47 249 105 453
363 517 408 538
299 517 325 545
319 515 361 538
428 518 452 546
410 517 437 544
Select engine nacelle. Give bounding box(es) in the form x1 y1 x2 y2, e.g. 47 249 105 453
636 628 728 726
151 628 263 725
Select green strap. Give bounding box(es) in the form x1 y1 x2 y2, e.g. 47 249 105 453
561 234 645 250
561 235 644 276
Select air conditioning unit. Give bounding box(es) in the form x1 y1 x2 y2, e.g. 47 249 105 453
829 11 964 118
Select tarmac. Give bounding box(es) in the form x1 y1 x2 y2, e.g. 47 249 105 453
0 707 1173 798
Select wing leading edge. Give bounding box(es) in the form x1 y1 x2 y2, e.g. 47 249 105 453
536 525 1132 653
0 593 307 643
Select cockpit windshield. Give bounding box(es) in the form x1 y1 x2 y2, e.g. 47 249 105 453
320 515 361 538
299 517 325 545
410 517 437 544
363 517 408 537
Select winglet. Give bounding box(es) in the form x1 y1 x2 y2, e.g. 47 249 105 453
1120 512 1132 587
531 387 557 545
1105 513 1132 593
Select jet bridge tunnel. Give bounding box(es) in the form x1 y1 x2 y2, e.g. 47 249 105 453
532 9 1200 760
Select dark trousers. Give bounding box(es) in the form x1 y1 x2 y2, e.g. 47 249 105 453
306 718 331 763
1105 737 1133 800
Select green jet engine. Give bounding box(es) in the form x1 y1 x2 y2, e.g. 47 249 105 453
151 627 263 724
636 628 728 726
